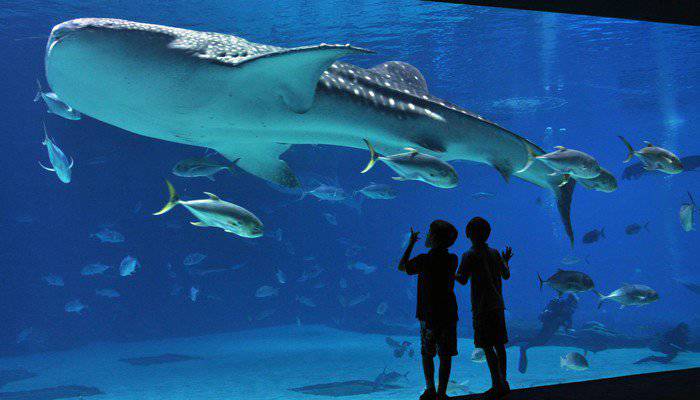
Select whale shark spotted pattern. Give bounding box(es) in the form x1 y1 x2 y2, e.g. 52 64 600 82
45 18 581 244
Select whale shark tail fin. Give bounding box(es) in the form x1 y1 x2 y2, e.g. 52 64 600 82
555 178 576 247
361 138 378 174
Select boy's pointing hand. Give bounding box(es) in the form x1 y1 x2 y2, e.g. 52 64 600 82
409 227 421 243
502 246 513 263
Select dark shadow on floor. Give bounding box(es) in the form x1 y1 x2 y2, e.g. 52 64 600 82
455 367 699 400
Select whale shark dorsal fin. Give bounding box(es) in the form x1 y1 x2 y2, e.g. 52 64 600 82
175 30 373 114
403 147 419 155
369 61 429 96
215 142 300 189
644 141 654 147
555 146 566 150
203 192 220 200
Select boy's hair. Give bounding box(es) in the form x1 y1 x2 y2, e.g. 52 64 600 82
429 220 458 248
466 217 491 243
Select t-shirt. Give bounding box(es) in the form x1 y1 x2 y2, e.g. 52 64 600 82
405 248 459 326
457 245 508 318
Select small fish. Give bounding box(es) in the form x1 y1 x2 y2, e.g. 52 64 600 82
119 255 140 277
674 278 700 295
172 156 237 181
536 146 602 185
81 263 111 276
90 228 125 243
323 212 338 226
470 348 486 363
255 285 279 298
538 269 594 296
471 192 495 199
183 253 207 266
680 192 696 232
618 136 683 174
376 302 388 315
594 284 659 309
34 80 81 120
560 256 587 266
362 139 458 188
95 288 120 298
275 268 286 284
582 228 604 244
305 184 347 201
349 293 370 307
154 181 264 238
374 368 409 386
355 183 397 200
189 286 199 302
42 274 64 286
16 327 34 344
39 123 74 183
348 261 376 274
188 265 238 276
446 380 471 396
560 352 589 370
64 299 86 314
296 296 316 307
625 222 650 235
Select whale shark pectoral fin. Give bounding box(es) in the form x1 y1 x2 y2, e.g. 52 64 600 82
38 161 55 172
555 178 576 247
221 45 373 114
216 142 300 189
190 221 207 227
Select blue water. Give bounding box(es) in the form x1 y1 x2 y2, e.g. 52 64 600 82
1 0 699 397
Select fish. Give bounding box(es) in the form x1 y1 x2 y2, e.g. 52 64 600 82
154 180 264 238
81 263 111 276
119 255 140 276
255 285 279 298
95 288 120 298
275 268 286 284
560 352 589 370
34 79 81 120
172 156 238 181
374 368 409 387
188 265 238 276
537 269 595 296
376 302 388 315
42 274 64 286
355 183 397 199
618 136 683 174
64 299 86 313
290 380 398 396
576 168 618 193
560 255 587 265
625 222 649 235
674 278 700 295
582 228 604 244
622 155 700 180
446 380 471 396
16 328 35 344
296 296 316 307
189 286 199 302
183 252 207 266
305 184 347 201
39 123 74 183
362 139 458 188
44 18 580 245
594 284 659 309
535 146 602 185
348 261 377 274
349 293 371 307
90 227 125 243
297 265 324 282
470 348 486 363
471 191 495 199
679 192 696 232
323 212 338 226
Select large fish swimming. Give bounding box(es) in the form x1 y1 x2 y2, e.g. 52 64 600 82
44 18 582 243
39 123 74 183
618 136 683 174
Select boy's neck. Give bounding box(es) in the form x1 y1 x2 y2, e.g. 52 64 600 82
471 241 488 247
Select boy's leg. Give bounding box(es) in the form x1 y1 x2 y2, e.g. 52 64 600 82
482 346 502 389
495 344 507 381
422 354 436 392
436 355 452 396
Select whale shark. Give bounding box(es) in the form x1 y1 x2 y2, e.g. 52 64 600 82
44 18 578 244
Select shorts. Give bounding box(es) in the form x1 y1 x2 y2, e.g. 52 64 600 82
473 309 508 348
420 321 458 357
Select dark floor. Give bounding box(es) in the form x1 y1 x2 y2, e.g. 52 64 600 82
455 367 699 400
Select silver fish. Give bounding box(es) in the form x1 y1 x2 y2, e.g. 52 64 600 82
680 192 696 232
619 136 683 174
34 80 81 120
172 156 237 181
39 124 74 183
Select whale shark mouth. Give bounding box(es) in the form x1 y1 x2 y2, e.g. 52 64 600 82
44 18 580 245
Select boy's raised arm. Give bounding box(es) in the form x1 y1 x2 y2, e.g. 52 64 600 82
500 246 513 280
398 227 420 274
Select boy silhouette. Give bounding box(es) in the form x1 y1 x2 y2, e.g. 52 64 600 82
399 220 459 400
456 217 512 398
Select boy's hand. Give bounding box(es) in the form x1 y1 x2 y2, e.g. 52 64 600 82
409 227 420 244
502 246 513 263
